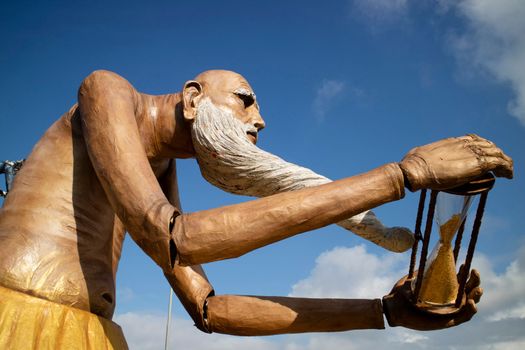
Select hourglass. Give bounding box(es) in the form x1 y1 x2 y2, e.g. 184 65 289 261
417 192 473 305
407 173 495 314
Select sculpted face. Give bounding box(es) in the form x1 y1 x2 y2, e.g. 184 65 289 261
193 70 265 144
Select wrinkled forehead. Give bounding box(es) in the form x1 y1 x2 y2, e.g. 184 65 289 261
194 70 255 97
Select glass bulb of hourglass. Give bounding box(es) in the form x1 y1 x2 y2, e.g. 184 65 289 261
419 192 473 305
435 192 473 231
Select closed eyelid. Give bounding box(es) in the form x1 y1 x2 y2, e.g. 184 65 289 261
233 88 256 99
233 89 256 108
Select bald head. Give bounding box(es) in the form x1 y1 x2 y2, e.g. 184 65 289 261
194 70 254 96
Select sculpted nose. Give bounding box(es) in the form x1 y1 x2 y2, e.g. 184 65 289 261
252 114 265 131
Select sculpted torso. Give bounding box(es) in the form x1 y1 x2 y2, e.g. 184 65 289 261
0 93 174 318
0 69 513 337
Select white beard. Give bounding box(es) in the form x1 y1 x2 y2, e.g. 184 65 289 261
191 98 413 252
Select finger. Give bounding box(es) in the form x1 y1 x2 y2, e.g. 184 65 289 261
466 133 485 142
467 133 494 143
472 142 513 163
453 299 478 327
468 286 483 304
466 269 481 292
484 156 514 179
458 134 477 142
457 134 490 148
467 138 513 169
468 143 514 178
463 299 478 321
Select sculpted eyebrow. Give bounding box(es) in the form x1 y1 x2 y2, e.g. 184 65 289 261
234 88 256 107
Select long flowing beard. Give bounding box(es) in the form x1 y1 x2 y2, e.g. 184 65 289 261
191 98 413 252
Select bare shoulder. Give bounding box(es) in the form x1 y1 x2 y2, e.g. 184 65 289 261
79 70 137 96
77 70 142 120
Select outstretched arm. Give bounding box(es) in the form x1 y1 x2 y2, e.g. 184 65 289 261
205 295 384 335
172 134 512 266
174 163 405 265
202 269 483 336
158 158 387 335
158 159 390 334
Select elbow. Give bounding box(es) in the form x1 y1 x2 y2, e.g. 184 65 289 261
170 213 192 267
163 264 215 334
172 212 253 266
171 213 225 267
171 213 228 267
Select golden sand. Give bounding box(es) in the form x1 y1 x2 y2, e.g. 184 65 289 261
418 215 461 305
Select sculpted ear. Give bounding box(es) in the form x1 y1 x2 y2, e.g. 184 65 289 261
182 80 203 122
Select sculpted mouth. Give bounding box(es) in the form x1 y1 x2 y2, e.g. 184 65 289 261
246 130 258 144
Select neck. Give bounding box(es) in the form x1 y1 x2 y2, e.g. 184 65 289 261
138 92 195 160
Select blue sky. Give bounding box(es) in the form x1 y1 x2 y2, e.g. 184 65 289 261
1 0 524 349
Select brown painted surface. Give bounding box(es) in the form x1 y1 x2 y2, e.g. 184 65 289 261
207 296 384 335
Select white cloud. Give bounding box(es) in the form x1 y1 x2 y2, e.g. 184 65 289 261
473 245 525 321
114 313 166 350
351 0 525 125
312 79 345 121
448 0 525 125
290 245 406 298
488 304 525 322
114 312 280 350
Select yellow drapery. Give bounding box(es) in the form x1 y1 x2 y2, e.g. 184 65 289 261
0 285 128 349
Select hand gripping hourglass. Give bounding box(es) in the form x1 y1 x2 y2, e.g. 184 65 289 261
407 172 495 314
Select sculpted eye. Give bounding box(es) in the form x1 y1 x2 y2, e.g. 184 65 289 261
235 92 255 108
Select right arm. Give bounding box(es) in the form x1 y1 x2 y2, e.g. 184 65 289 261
173 162 406 266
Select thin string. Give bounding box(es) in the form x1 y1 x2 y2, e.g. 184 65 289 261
164 288 174 350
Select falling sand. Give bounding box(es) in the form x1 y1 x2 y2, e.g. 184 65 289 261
419 214 461 305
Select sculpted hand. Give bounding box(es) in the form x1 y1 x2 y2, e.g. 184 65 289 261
382 269 483 331
399 134 513 191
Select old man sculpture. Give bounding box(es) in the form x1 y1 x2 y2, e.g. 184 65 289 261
0 70 514 348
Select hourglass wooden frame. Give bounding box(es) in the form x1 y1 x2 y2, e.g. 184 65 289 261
407 172 496 315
